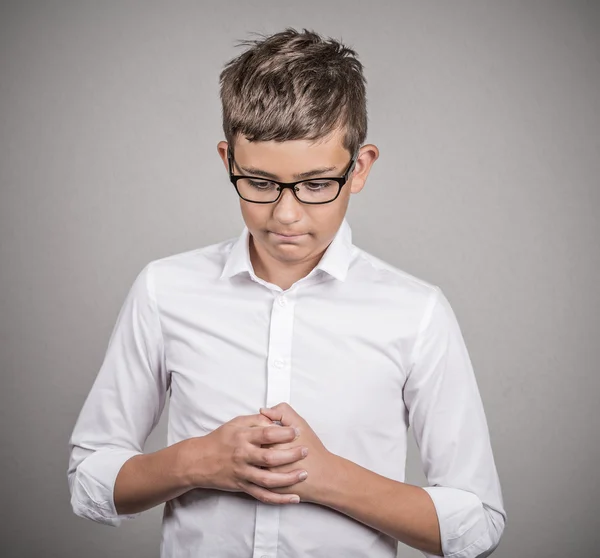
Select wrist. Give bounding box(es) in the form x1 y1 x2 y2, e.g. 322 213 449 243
311 450 344 506
178 436 211 490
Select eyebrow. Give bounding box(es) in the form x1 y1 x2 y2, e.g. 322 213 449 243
238 164 338 180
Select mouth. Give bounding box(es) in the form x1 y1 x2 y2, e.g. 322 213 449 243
269 231 307 240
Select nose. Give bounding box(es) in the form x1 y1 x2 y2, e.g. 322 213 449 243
276 186 302 206
273 186 303 220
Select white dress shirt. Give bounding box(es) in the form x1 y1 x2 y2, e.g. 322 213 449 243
67 218 506 558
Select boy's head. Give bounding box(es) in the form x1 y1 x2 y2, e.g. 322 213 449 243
217 28 378 281
219 27 367 157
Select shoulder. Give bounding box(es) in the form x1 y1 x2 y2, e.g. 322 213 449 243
350 245 440 306
141 235 237 293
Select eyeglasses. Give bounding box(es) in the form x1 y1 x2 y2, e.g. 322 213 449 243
227 147 358 205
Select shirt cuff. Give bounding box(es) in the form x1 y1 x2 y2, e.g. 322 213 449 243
70 448 143 527
420 486 498 558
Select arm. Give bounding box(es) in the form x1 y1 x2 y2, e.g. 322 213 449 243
260 404 443 555
112 441 192 515
114 419 310 515
67 262 170 526
400 286 507 557
67 263 310 523
262 286 507 558
317 455 443 556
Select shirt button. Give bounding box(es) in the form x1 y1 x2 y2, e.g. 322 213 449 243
274 359 284 369
278 296 288 307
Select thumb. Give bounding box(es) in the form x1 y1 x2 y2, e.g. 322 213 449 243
259 402 295 427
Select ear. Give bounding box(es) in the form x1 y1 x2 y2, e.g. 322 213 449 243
349 144 379 194
217 141 230 172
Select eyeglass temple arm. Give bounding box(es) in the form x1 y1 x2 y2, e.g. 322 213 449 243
347 151 360 177
227 146 234 175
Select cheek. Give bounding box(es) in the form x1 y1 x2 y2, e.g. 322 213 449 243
240 204 266 227
314 211 346 239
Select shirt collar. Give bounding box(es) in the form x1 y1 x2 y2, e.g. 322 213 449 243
219 218 354 283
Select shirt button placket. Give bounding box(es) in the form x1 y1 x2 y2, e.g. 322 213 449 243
252 291 296 558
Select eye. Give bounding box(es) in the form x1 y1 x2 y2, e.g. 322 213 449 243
303 180 334 190
248 179 276 189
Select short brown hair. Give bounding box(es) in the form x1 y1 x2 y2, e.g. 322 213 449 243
219 28 367 156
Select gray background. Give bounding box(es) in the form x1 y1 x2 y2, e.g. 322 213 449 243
1 1 598 557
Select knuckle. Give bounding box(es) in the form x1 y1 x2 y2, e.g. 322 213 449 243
259 474 273 488
262 451 275 466
231 463 243 480
232 445 245 462
261 494 272 504
262 428 275 444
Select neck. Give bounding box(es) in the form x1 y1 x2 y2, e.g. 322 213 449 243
249 234 321 291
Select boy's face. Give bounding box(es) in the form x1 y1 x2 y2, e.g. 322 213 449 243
217 128 378 275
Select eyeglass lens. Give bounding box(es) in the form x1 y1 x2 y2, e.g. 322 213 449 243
236 178 339 203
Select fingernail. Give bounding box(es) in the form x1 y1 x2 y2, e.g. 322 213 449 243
299 471 308 480
301 447 308 457
290 496 300 504
294 427 301 438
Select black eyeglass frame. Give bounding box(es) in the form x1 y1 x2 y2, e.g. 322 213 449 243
227 147 359 205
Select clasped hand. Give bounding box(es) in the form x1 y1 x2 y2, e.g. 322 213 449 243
258 402 333 504
186 402 333 505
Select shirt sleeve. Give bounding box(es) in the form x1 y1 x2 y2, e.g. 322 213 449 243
403 286 507 558
67 262 169 527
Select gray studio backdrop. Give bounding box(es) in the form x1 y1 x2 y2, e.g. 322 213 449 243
1 1 598 557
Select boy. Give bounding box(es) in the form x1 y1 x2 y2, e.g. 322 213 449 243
68 28 506 558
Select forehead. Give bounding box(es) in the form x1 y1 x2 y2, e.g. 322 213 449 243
232 128 350 164
231 135 351 180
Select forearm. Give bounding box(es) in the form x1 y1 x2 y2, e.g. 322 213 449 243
317 454 443 557
114 439 196 515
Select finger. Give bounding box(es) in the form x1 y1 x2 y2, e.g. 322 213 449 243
235 413 275 428
259 403 295 427
245 466 308 489
258 407 282 426
249 445 308 468
259 406 283 422
252 415 276 428
248 425 298 446
240 480 301 505
261 440 294 450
